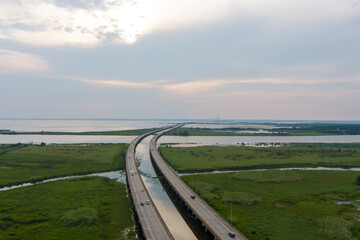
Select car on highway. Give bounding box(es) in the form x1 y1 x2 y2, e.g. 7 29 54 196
140 201 144 206
146 200 150 205
191 195 195 199
228 232 235 238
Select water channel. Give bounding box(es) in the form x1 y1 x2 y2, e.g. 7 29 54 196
135 135 197 240
0 170 126 192
177 167 360 176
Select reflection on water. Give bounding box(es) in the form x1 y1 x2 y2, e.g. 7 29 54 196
0 170 126 192
159 135 360 147
0 119 179 132
135 136 197 240
0 135 136 144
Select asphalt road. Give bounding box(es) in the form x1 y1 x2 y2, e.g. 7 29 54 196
126 129 175 240
150 128 249 240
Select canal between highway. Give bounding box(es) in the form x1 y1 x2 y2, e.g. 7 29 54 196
135 135 197 240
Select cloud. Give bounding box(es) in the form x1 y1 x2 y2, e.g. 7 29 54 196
68 76 360 96
0 0 359 47
0 50 51 73
68 77 169 88
0 0 235 46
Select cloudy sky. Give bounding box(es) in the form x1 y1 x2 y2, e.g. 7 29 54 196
1 0 360 120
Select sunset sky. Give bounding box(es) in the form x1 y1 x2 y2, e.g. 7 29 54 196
1 0 360 120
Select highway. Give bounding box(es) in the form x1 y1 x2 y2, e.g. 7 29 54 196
126 128 176 240
150 127 249 240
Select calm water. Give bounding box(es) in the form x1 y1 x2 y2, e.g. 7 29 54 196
0 119 179 132
135 136 197 240
1 120 360 145
2 134 360 145
178 167 360 176
0 135 136 144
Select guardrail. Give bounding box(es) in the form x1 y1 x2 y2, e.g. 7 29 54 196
149 127 248 240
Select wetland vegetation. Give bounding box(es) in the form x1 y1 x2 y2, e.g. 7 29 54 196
166 123 360 136
183 170 360 240
0 143 128 188
0 177 136 240
0 143 138 240
161 142 360 239
160 143 360 172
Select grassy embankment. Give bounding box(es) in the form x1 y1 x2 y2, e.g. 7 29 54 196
159 143 360 172
166 123 360 136
0 143 128 188
0 128 159 136
0 177 136 240
183 170 360 240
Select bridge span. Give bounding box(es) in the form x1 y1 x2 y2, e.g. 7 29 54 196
126 126 178 240
149 127 249 240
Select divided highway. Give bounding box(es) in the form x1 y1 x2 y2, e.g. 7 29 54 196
150 127 249 240
126 128 176 240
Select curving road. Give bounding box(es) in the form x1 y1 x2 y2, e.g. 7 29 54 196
126 128 176 240
150 127 249 240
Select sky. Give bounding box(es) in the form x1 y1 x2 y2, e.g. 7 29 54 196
1 0 360 120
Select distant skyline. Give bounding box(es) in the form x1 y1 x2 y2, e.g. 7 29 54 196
1 0 360 120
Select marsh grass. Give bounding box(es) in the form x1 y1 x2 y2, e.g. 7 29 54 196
192 182 218 201
0 143 128 187
60 208 98 226
231 170 303 183
182 170 360 240
0 177 135 240
222 192 261 206
160 145 360 172
318 216 354 240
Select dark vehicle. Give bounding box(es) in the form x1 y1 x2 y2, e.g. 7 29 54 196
140 201 144 206
191 195 195 199
228 232 235 238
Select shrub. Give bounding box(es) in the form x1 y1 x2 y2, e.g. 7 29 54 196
222 192 261 206
318 216 354 240
192 182 217 201
231 170 303 183
60 208 98 226
356 175 360 186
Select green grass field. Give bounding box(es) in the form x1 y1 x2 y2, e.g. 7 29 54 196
0 177 137 240
160 144 360 172
0 143 128 187
183 170 360 240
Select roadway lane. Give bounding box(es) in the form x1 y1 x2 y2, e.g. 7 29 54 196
126 128 176 240
150 128 249 240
